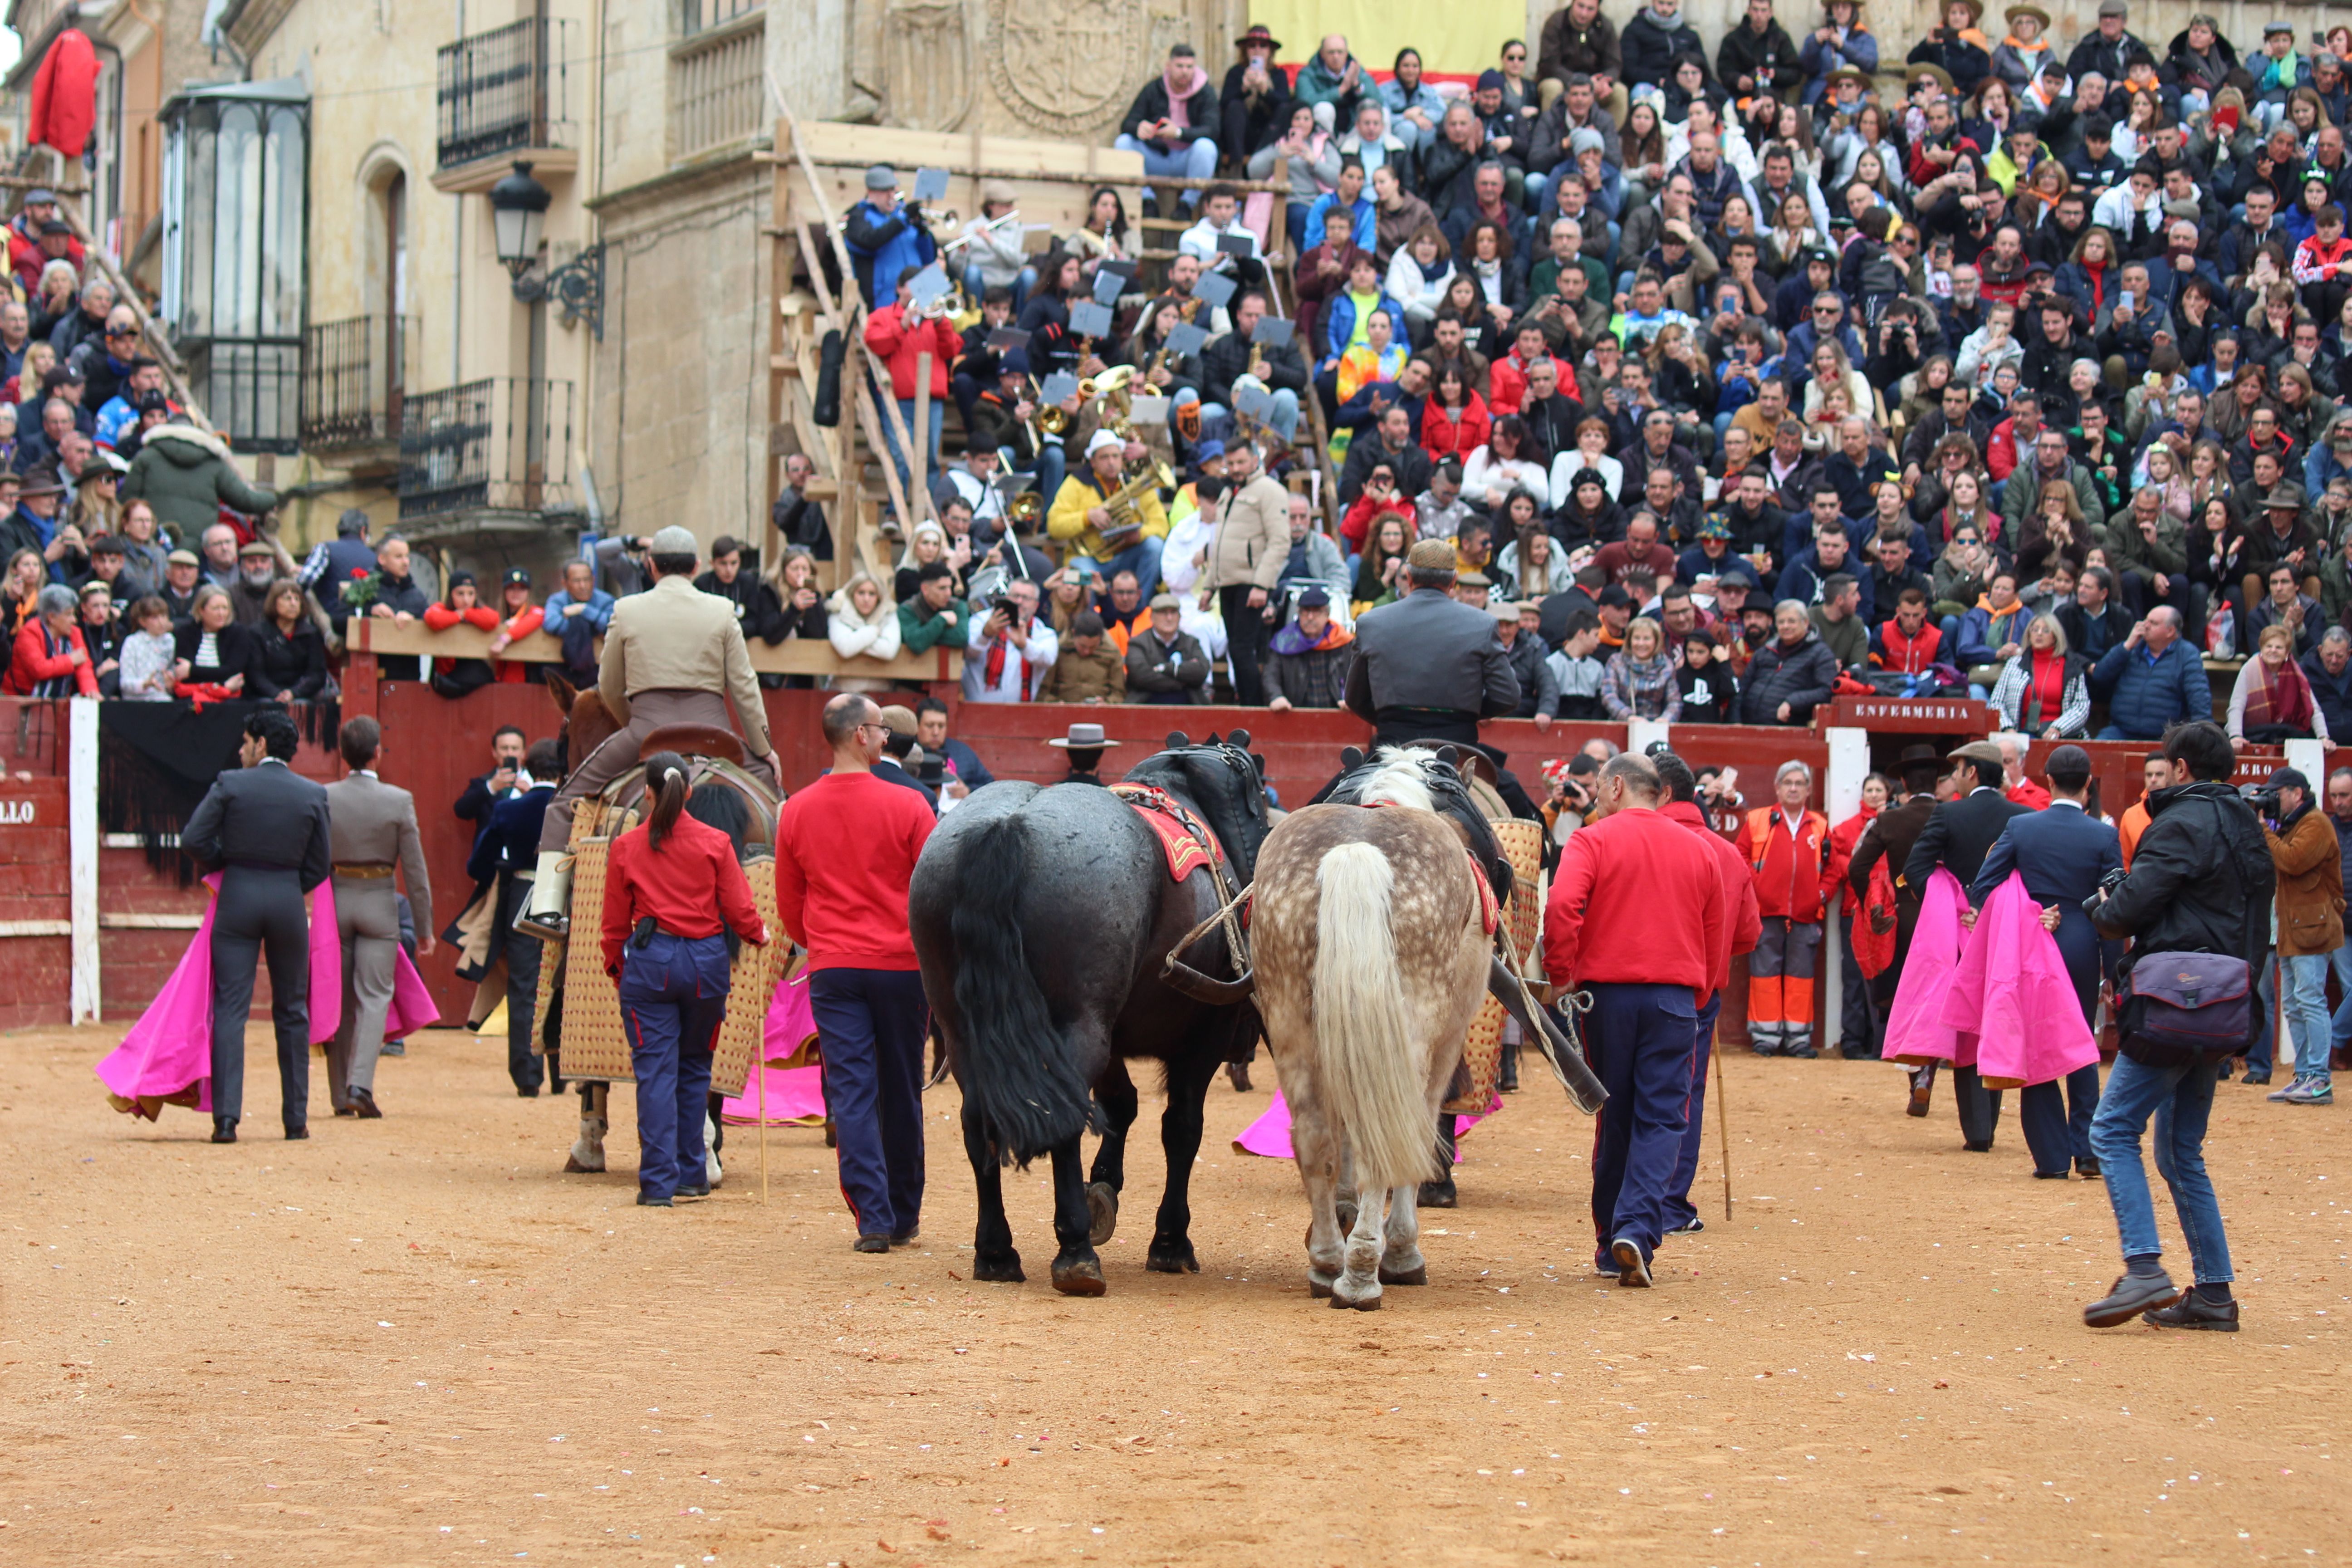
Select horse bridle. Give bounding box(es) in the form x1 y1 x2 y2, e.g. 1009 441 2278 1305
1134 744 1263 1006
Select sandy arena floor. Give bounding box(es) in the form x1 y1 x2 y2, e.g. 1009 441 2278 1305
1 1023 2346 1566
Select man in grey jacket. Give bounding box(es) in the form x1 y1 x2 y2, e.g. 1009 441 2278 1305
1344 539 1522 747
323 716 435 1117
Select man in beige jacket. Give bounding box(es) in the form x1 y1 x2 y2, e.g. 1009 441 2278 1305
1194 442 1289 704
524 525 778 932
324 716 434 1117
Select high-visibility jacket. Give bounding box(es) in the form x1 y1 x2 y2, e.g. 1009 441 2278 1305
1744 804 1836 924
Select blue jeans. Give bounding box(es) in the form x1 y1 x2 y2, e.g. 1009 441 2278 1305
1113 134 1219 210
1030 444 1067 520
1097 534 1167 595
618 932 730 1201
2329 945 2352 1064
2283 951 2335 1082
810 967 931 1240
885 397 946 495
2088 1053 2233 1284
2249 952 2278 1073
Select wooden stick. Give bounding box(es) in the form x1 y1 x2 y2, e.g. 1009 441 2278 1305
1713 1023 1734 1221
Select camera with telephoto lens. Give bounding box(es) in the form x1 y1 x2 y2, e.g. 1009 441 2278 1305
2080 865 2129 916
2240 781 2283 819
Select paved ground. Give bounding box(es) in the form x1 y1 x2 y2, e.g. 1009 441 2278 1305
2 1023 2346 1565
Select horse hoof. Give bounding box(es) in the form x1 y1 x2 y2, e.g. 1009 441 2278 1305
1378 1264 1428 1286
1307 1269 1338 1299
1050 1257 1107 1297
1086 1181 1120 1245
972 1253 1025 1284
1328 1290 1382 1311
1145 1244 1200 1274
1417 1182 1457 1209
563 1154 605 1174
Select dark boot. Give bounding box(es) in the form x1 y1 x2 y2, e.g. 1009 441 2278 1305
1418 1118 1459 1208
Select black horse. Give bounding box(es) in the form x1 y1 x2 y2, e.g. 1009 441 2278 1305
909 733 1272 1296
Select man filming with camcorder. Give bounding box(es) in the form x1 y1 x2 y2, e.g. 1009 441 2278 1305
2080 721 2275 1333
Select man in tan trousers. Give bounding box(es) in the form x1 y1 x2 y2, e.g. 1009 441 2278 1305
523 525 778 933
324 716 433 1117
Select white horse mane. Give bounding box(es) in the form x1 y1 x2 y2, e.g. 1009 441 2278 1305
1356 748 1439 813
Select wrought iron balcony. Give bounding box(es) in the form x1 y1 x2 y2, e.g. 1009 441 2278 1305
189 337 301 456
436 17 575 172
397 378 577 524
300 314 416 451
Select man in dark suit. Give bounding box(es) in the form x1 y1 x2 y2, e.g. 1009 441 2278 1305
180 706 333 1143
466 739 559 1098
453 725 529 846
1902 740 2033 1151
1973 745 2121 1180
1845 744 1947 1112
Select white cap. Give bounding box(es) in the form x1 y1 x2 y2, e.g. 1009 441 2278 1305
1085 428 1124 457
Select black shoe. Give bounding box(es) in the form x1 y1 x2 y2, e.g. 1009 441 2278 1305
2075 1157 2102 1179
333 1105 359 1118
211 1117 237 1144
350 1088 383 1119
2241 1069 2272 1086
1225 1061 1252 1093
1964 1139 1993 1152
2084 1267 2180 1328
1611 1236 1652 1288
1840 1044 1877 1060
890 1229 921 1245
2033 1170 2068 1179
2143 1292 2239 1331
674 1181 711 1199
853 1234 891 1254
1785 1044 1820 1059
1663 1215 1704 1236
516 1087 540 1098
636 1193 672 1208
284 1126 309 1140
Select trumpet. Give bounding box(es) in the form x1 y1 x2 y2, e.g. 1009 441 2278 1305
1033 374 1073 437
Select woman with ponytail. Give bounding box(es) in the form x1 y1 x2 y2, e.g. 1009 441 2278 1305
598 751 769 1207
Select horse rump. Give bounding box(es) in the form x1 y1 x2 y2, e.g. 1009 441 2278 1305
945 811 1098 1164
1311 842 1440 1194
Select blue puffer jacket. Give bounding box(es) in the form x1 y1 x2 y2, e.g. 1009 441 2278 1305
2091 637 2211 740
1320 288 1407 365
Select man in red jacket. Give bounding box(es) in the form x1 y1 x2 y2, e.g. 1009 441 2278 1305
1742 760 1836 1057
862 265 963 494
775 693 939 1254
1544 752 1729 1287
1654 750 1762 1237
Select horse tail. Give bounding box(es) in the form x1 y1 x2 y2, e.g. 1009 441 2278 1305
946 810 1095 1164
1311 842 1436 1194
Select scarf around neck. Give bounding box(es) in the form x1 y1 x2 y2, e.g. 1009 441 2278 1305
1160 66 1195 129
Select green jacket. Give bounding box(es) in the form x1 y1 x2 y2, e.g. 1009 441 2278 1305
897 595 969 654
120 425 278 543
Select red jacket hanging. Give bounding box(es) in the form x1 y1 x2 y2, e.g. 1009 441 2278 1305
28 29 101 159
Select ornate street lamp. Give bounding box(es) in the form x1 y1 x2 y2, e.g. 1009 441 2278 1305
487 160 604 339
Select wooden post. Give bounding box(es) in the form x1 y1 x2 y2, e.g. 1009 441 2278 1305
911 349 932 523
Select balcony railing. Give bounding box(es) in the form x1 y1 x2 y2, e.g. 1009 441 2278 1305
436 17 575 170
668 6 764 162
301 314 415 449
190 337 301 455
397 378 577 522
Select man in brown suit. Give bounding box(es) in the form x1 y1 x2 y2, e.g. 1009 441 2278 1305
526 525 777 932
324 716 433 1117
1196 442 1289 704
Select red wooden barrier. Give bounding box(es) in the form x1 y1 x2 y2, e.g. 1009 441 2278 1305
0 774 70 1029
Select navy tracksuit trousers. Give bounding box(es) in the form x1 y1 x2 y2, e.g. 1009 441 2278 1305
810 968 930 1240
1586 980 1701 1266
619 932 729 1201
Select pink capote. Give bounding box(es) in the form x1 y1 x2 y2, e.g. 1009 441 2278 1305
1938 871 2098 1090
1881 867 1975 1067
720 969 829 1127
1233 1089 1483 1161
95 877 439 1120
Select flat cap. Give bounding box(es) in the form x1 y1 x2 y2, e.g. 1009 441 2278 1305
649 524 699 553
1948 740 2005 768
1406 539 1458 573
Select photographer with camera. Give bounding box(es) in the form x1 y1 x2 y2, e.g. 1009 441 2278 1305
2081 721 2276 1332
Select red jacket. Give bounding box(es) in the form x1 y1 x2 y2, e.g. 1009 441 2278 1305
1743 804 1835 924
2 620 98 696
2005 777 2050 810
1984 416 2025 480
1663 799 1762 999
1875 616 1941 673
492 605 545 682
599 811 767 978
773 771 936 970
1419 392 1492 461
1544 805 1726 995
1485 351 1551 416
864 302 961 401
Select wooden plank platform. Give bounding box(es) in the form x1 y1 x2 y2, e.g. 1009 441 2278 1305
348 614 961 683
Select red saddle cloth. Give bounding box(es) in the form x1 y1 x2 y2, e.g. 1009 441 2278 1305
1110 784 1223 884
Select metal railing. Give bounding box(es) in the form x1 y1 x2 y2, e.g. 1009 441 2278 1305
436 17 575 170
190 337 302 455
300 314 414 448
668 11 764 162
397 377 577 521
677 0 762 35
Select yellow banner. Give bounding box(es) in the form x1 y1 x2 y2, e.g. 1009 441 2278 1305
1254 0 1528 82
